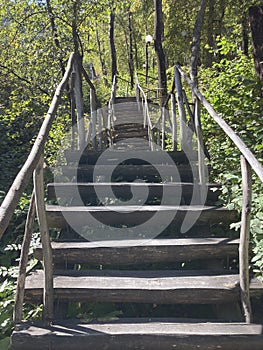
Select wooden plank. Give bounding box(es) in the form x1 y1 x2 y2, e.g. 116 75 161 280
34 238 239 265
24 269 245 304
45 205 238 229
47 182 221 205
62 164 196 182
11 319 263 350
64 150 198 165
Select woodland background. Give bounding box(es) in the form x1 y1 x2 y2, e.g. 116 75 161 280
0 0 262 347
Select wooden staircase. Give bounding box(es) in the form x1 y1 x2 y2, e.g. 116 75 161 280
11 97 263 349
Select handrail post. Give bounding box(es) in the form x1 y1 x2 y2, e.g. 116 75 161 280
97 110 103 150
108 75 116 130
90 88 97 151
74 59 85 150
240 155 253 323
194 98 206 187
33 155 54 324
174 66 188 150
13 191 36 324
171 93 177 151
70 70 77 151
161 107 166 150
135 76 141 112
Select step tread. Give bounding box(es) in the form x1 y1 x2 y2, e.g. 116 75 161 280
46 204 233 213
24 269 263 304
11 319 263 350
12 318 263 336
45 205 237 229
64 150 198 165
47 182 221 203
34 238 239 265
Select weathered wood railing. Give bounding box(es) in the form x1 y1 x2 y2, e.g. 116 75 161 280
0 52 102 325
136 64 263 322
135 76 154 150
108 75 117 131
175 63 263 323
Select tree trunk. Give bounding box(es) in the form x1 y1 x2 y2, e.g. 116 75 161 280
241 14 249 56
154 0 167 106
96 26 109 87
109 12 118 82
190 0 207 87
206 0 216 67
46 0 65 77
128 10 135 89
72 1 79 54
249 5 263 82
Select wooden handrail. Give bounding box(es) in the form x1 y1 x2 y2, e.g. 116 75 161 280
0 52 76 240
175 63 263 183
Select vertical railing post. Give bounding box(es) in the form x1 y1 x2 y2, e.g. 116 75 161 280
194 99 205 184
74 59 85 150
135 76 141 112
161 106 166 150
70 70 77 150
108 75 116 130
33 155 54 324
97 110 103 150
90 88 97 151
240 155 253 323
13 191 36 324
174 66 188 150
157 118 161 148
171 93 177 151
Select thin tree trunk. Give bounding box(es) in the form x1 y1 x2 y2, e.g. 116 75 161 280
249 5 263 82
154 0 167 106
206 0 216 67
72 1 79 54
241 14 249 57
128 9 134 89
46 0 65 77
96 25 109 87
133 28 139 71
109 12 118 82
190 0 207 87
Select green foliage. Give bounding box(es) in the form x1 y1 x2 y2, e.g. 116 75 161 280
67 302 123 322
0 0 262 333
199 36 263 277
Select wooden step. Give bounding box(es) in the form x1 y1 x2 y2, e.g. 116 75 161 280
11 319 263 350
115 97 138 103
34 238 239 265
113 134 148 141
64 150 198 165
113 122 146 131
47 182 221 205
45 205 237 229
62 164 196 182
24 270 263 304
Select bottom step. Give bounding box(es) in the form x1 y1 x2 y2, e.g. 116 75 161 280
12 319 263 350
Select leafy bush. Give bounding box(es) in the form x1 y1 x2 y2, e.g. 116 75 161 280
200 37 263 278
